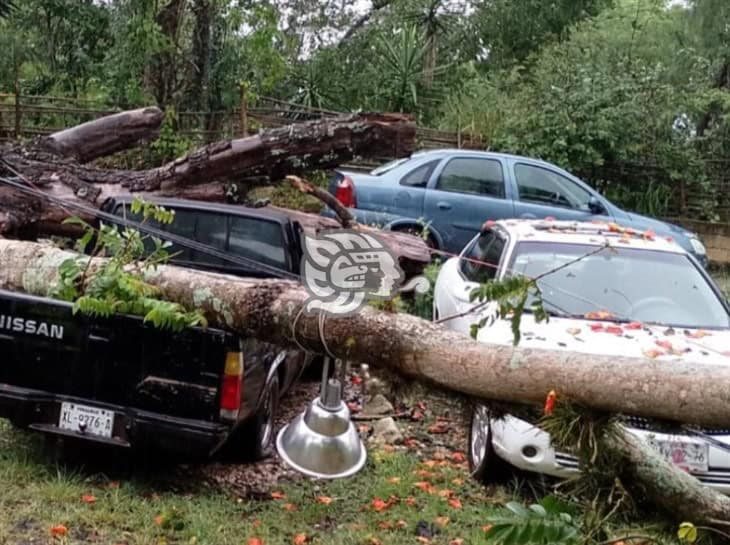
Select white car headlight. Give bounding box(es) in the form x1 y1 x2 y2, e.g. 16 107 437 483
689 236 706 256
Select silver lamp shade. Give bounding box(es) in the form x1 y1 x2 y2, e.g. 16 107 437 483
276 376 366 479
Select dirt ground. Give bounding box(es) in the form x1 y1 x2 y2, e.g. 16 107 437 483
199 370 472 499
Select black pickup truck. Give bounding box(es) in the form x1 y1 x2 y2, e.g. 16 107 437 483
0 198 311 460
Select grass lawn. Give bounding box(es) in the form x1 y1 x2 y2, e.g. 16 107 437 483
0 422 499 545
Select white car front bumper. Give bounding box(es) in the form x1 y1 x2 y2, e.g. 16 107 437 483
490 415 730 494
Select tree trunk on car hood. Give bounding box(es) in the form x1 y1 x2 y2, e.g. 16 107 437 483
2 238 730 525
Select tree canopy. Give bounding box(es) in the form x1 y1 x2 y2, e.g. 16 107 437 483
1 0 730 219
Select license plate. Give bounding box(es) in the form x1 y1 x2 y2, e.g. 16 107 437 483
648 437 709 473
58 402 114 439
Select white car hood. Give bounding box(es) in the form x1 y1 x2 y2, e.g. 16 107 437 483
476 315 730 366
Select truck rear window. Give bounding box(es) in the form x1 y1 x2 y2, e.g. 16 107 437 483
113 204 289 273
228 216 287 270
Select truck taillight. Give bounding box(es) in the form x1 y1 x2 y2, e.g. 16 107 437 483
220 351 243 421
335 176 357 208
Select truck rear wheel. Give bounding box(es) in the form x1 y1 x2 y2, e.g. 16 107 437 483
236 374 279 461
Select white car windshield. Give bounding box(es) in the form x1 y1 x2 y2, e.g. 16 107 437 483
509 242 729 329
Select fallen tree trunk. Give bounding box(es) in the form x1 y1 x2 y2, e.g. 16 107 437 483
39 107 165 162
0 110 429 270
2 238 730 523
1 238 728 428
0 112 415 234
605 428 730 525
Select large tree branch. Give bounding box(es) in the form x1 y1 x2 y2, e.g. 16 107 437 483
3 238 730 524
39 107 164 163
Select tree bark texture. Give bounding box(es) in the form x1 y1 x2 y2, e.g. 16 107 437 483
39 107 164 163
2 237 730 430
0 112 417 236
2 238 730 523
605 428 730 524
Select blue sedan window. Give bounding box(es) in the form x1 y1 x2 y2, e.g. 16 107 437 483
399 160 439 188
515 163 591 209
436 158 505 198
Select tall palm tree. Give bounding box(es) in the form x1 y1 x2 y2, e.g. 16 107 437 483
403 0 446 88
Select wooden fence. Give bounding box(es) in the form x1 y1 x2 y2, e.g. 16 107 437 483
0 93 484 157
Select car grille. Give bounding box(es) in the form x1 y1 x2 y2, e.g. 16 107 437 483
621 415 730 436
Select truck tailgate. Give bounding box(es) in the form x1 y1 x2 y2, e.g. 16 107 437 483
0 289 235 423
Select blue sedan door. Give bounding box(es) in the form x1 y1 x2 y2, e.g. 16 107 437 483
423 156 515 253
510 161 613 222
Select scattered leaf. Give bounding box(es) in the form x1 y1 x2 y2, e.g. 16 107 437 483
625 321 643 330
107 481 120 489
316 496 333 505
371 498 391 512
396 519 408 528
451 452 466 464
566 327 581 336
270 491 286 500
378 521 394 530
292 533 308 545
81 494 97 504
403 438 419 448
449 540 464 545
605 325 623 335
422 460 438 468
589 323 604 332
380 444 396 453
154 515 165 526
414 482 435 494
252 519 262 528
482 524 493 533
283 503 298 512
448 498 462 509
387 477 401 484
585 310 615 320
405 496 417 506
643 229 656 241
411 410 424 421
50 525 68 537
643 348 664 359
686 329 710 339
451 478 464 486
544 390 557 416
427 422 449 434
437 489 454 498
434 516 450 528
416 537 431 544
365 536 382 545
656 339 673 351
678 522 698 543
347 401 361 413
247 539 264 545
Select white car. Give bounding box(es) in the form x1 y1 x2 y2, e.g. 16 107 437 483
433 219 730 492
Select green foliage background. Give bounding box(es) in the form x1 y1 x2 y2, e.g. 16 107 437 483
2 0 730 218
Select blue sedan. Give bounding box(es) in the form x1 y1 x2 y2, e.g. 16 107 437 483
325 149 708 266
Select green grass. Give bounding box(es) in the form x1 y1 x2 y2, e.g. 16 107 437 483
0 422 498 545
